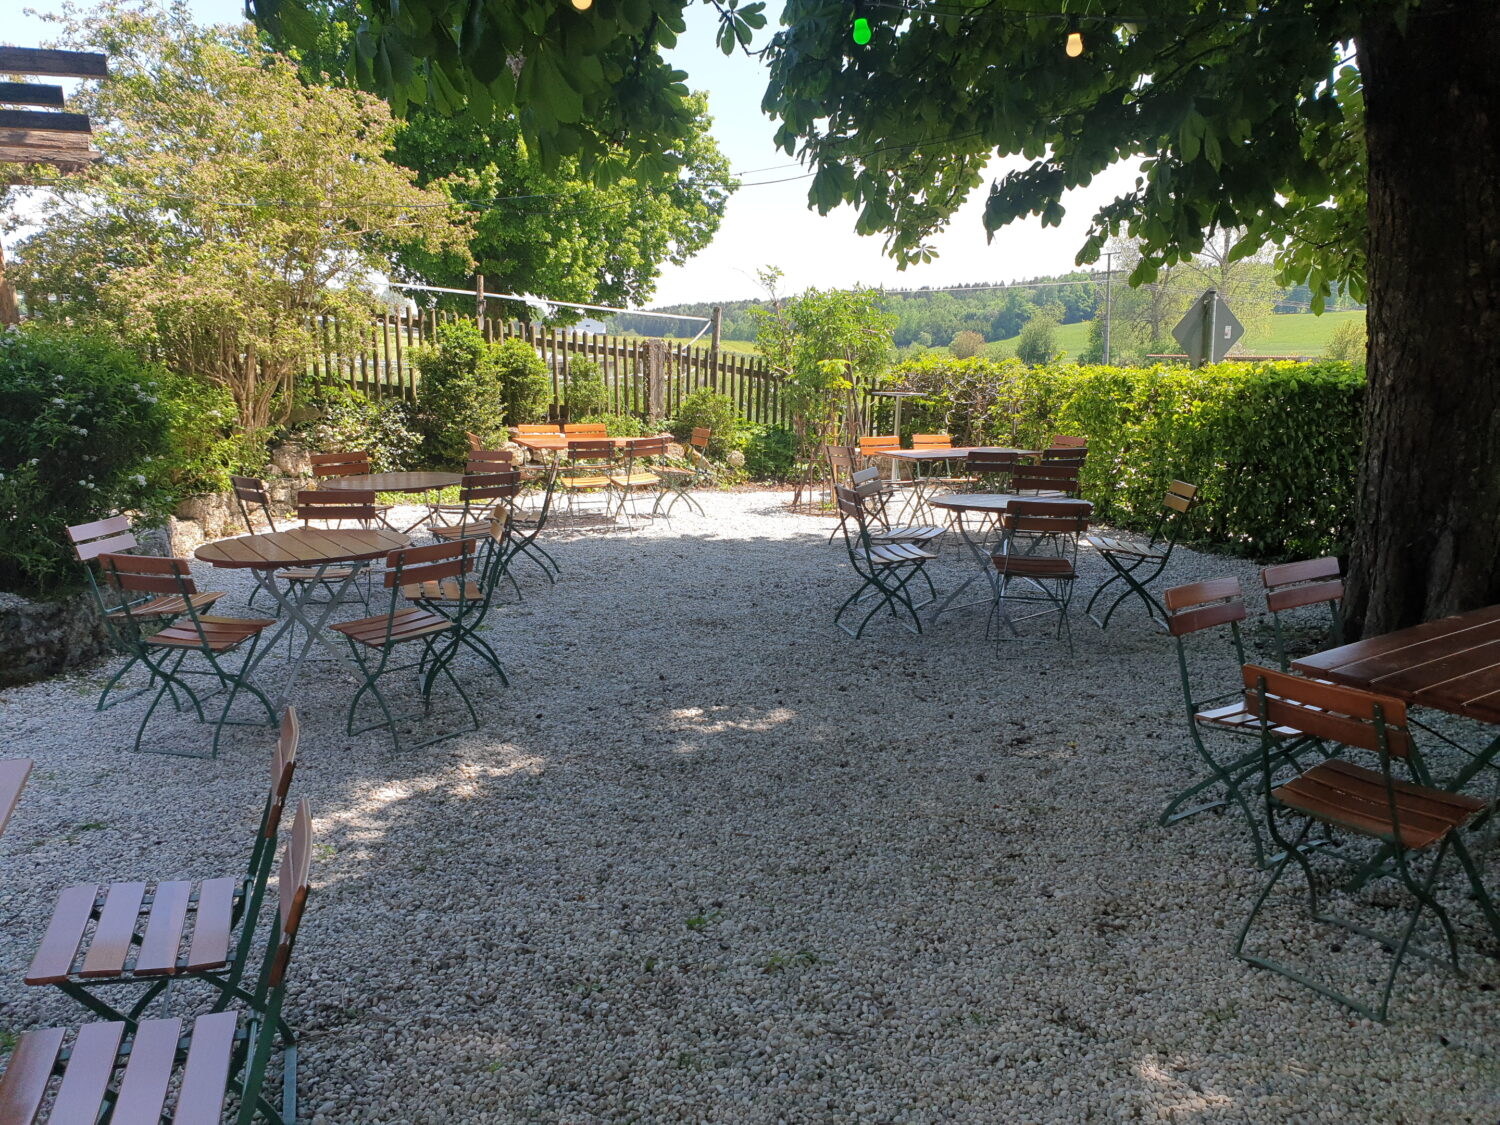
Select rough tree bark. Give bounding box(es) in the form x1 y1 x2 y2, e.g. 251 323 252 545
1345 4 1500 636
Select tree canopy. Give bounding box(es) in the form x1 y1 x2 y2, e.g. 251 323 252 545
7 1 464 433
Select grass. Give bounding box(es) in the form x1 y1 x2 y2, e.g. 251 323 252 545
975 309 1365 362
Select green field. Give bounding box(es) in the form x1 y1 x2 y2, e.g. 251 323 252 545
979 309 1364 361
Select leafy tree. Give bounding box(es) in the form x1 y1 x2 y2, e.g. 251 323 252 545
759 1 1500 633
1324 319 1368 364
388 100 733 310
5 1 464 435
949 329 985 358
253 0 766 187
1015 311 1059 366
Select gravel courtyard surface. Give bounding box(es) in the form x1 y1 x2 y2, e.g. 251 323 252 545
1 490 1497 1124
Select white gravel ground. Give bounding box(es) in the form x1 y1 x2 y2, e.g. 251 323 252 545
1 489 1498 1124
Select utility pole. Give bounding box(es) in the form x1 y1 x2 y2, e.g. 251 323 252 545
1102 252 1113 365
474 274 486 325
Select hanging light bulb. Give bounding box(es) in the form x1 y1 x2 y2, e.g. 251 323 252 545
852 15 872 45
570 0 592 10
1065 27 1084 57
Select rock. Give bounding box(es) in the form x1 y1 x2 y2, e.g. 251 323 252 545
270 441 313 478
0 588 111 687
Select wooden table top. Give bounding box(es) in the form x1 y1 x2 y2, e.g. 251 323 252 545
1293 604 1500 725
318 472 460 493
0 758 33 838
876 447 1040 461
928 493 1092 515
514 435 639 451
196 527 411 570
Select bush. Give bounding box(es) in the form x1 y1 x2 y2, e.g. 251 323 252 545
564 357 610 416
495 338 552 427
742 424 799 481
892 354 1364 560
297 384 418 472
414 321 507 468
671 389 744 458
575 412 653 437
1015 315 1058 365
0 325 177 597
949 329 986 359
156 373 260 496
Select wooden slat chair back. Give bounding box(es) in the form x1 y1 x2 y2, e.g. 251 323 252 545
230 474 278 534
564 422 608 438
1049 434 1087 448
309 450 372 479
911 433 953 449
67 516 227 711
466 448 516 471
1260 556 1345 668
1083 480 1202 630
830 485 937 638
846 468 944 548
430 470 525 543
99 554 277 756
988 499 1089 650
513 423 563 436
1009 462 1080 496
611 437 670 522
1157 579 1318 866
1235 664 1499 1021
332 540 490 752
1040 446 1087 466
24 710 300 1032
297 488 378 528
826 444 857 484
689 427 712 451
0 798 317 1125
858 434 900 456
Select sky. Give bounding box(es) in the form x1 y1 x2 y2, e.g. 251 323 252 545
9 0 1143 307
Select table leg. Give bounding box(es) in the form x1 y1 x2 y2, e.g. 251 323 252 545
930 511 1000 622
244 565 371 710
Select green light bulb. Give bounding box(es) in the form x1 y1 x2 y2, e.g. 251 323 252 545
852 16 872 44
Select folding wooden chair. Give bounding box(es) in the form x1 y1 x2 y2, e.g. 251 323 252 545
1261 556 1345 669
232 476 357 611
1236 665 1500 1022
988 499 1089 652
0 799 315 1125
832 485 935 638
1049 434 1087 448
1160 580 1322 867
309 450 393 525
1083 480 1201 630
850 467 945 548
404 517 518 677
563 422 608 438
910 433 976 496
429 469 524 544
657 429 715 517
426 450 516 528
506 461 562 588
331 540 489 752
67 516 225 712
558 438 620 516
296 489 381 530
99 554 278 757
1040 446 1087 468
25 711 298 1030
614 435 669 523
965 449 1020 491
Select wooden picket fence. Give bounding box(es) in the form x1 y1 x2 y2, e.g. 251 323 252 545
312 309 790 426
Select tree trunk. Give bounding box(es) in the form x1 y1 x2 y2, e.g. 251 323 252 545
1345 5 1500 635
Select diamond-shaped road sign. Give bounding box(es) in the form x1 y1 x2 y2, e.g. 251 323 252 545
1173 289 1244 367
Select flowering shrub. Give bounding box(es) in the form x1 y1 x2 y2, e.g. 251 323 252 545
0 325 177 597
294 383 417 472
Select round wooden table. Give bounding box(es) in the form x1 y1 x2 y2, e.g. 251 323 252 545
197 527 410 706
927 494 1092 620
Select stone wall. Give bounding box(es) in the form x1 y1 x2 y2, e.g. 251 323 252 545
0 589 112 688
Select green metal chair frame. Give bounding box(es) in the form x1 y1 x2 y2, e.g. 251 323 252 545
558 438 620 518
612 435 670 522
1159 579 1323 867
429 468 524 545
1260 556 1345 670
1235 664 1500 1022
100 554 278 758
332 539 486 753
68 515 226 712
508 460 562 587
823 444 859 543
25 710 299 1032
0 799 315 1124
406 510 521 682
1083 480 1201 630
832 485 936 638
657 427 715 518
987 499 1089 652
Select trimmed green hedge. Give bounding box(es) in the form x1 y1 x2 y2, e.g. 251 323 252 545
890 356 1365 560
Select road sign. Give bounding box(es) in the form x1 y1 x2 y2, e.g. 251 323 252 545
1172 289 1244 366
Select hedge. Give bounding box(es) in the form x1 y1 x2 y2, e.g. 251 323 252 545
889 356 1365 560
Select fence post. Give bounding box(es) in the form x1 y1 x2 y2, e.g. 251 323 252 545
645 339 667 420
474 274 486 324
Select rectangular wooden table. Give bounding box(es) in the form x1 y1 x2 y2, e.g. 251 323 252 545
0 758 34 838
1293 603 1500 791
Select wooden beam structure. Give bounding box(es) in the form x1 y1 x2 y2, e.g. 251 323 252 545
0 47 108 79
0 82 66 108
0 109 92 133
